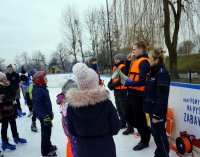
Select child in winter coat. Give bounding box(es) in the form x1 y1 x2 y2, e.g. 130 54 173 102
67 63 121 157
0 72 27 151
20 70 33 117
56 79 78 157
32 71 57 156
29 83 38 132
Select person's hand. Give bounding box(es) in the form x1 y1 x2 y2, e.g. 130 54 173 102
121 79 126 85
13 101 17 105
44 115 52 126
152 118 159 124
5 81 10 86
125 77 132 84
50 112 54 120
0 94 5 100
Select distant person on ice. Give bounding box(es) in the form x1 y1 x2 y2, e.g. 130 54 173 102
32 71 57 156
66 63 121 157
0 72 27 151
143 49 170 157
6 64 26 117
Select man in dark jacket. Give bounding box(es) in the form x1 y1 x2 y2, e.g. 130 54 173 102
6 64 26 117
108 53 128 129
67 63 121 157
123 42 151 151
32 71 57 156
143 49 170 157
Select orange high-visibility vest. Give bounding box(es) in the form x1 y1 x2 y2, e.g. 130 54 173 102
112 64 127 90
128 57 148 91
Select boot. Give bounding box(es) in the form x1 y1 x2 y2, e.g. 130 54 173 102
17 109 26 118
13 137 27 144
1 141 16 151
27 112 33 117
42 149 57 156
51 145 57 151
31 122 38 132
122 126 134 135
133 141 149 151
0 151 4 157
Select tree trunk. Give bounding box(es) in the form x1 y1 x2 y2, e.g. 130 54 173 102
163 0 180 79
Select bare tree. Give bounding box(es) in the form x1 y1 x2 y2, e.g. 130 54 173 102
62 6 80 63
162 0 200 78
54 43 69 71
31 50 46 71
20 52 31 70
74 19 85 63
85 8 101 57
14 55 22 71
0 58 5 71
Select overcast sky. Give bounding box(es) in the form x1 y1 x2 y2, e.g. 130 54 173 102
0 0 105 65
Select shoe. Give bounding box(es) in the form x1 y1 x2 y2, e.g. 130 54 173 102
31 122 38 132
27 112 33 117
122 127 134 135
14 137 27 144
42 149 57 156
133 142 149 151
1 141 16 151
17 109 26 118
0 152 4 157
51 145 57 151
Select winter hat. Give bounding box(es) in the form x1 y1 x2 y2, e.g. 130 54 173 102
62 79 78 94
0 72 6 82
114 53 127 62
72 63 99 90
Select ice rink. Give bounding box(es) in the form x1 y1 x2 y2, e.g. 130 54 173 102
2 74 179 157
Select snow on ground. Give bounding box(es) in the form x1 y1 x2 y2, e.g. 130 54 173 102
2 74 178 157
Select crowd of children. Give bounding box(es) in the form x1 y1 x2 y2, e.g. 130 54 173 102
0 42 170 157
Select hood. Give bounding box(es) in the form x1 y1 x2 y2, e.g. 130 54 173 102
66 86 109 108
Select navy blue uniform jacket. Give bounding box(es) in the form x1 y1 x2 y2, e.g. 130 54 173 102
143 64 170 120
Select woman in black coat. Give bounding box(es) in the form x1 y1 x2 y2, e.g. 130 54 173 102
0 72 27 151
67 63 121 157
143 49 170 157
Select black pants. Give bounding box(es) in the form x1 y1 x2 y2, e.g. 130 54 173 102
130 95 151 144
1 117 19 142
32 110 37 123
150 116 169 157
16 99 22 111
114 90 128 126
26 93 33 112
39 118 52 155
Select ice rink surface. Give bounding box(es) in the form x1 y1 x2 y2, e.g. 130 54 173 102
2 74 179 157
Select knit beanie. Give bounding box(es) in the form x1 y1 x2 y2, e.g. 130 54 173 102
114 53 127 62
62 79 78 93
72 63 99 90
0 72 6 82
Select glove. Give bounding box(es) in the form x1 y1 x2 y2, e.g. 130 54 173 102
125 77 133 85
107 80 115 90
50 112 54 120
44 115 52 126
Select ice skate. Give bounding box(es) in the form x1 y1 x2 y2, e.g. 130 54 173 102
14 137 27 144
1 141 16 151
31 122 38 132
